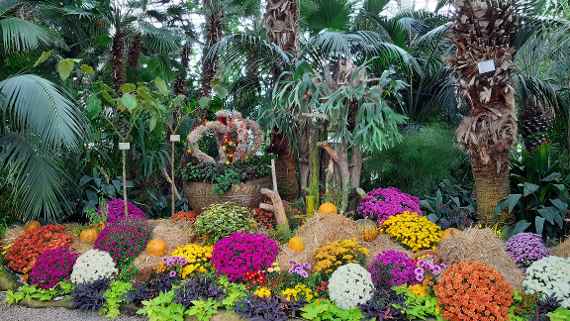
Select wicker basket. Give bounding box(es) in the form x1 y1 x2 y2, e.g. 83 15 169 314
184 177 272 211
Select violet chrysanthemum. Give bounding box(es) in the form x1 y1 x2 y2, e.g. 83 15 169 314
94 219 151 265
368 250 418 288
212 232 278 282
506 233 549 267
29 247 79 289
358 187 422 223
101 198 146 224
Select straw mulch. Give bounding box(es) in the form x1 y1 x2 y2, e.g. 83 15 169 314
277 213 405 270
552 238 570 258
436 227 524 289
133 219 192 279
362 235 410 264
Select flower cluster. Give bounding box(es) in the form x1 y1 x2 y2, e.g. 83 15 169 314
414 256 446 284
169 244 213 278
244 271 267 287
5 224 73 273
102 198 146 224
368 250 417 288
434 261 513 321
171 211 198 224
94 219 151 265
328 263 375 309
506 233 549 267
71 249 118 284
212 232 278 282
523 256 570 308
380 211 442 251
29 247 79 289
253 208 275 230
313 239 368 274
288 261 311 279
358 187 422 223
281 284 314 302
193 203 257 244
254 287 272 298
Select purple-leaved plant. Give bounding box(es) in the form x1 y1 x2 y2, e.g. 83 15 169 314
358 187 422 223
506 232 549 267
100 198 146 224
29 247 79 289
212 232 278 282
368 250 418 288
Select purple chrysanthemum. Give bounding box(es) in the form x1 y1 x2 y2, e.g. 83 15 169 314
368 250 418 288
358 187 422 223
94 220 151 265
212 232 278 282
506 233 549 267
100 198 146 224
29 247 79 289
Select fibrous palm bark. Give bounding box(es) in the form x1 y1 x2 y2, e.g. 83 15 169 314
112 28 126 90
450 0 519 225
200 0 224 98
265 0 301 200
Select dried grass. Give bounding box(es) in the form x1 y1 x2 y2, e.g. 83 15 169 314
362 235 410 264
1 226 24 246
436 227 523 289
277 213 405 270
552 238 570 258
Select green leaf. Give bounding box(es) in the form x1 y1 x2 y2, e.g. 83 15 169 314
154 77 169 96
80 64 95 75
149 116 157 132
120 93 137 110
213 84 228 98
535 216 545 235
33 50 53 67
511 220 531 235
542 172 562 182
120 83 137 94
496 194 522 214
523 183 540 196
548 308 570 321
198 97 210 108
56 59 76 81
550 198 568 212
86 95 102 118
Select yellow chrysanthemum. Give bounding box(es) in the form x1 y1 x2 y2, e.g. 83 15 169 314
380 212 442 252
313 239 368 274
409 284 429 297
254 287 272 298
281 284 314 302
170 243 213 279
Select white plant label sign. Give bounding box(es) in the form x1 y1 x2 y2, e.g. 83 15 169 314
170 135 181 142
118 142 131 150
478 60 496 74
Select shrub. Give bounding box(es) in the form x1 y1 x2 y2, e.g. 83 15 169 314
212 232 278 282
72 278 110 311
313 239 368 275
506 233 549 267
5 224 73 273
102 198 146 224
174 276 224 308
523 256 570 308
358 287 406 321
94 219 151 265
29 247 79 289
328 263 375 309
127 272 179 305
235 296 288 321
380 211 441 252
71 249 118 284
434 261 513 321
358 187 422 223
169 244 213 278
368 250 417 288
193 202 257 243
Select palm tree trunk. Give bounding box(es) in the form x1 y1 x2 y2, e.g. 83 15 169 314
175 43 191 96
200 0 224 98
472 161 510 225
111 28 126 90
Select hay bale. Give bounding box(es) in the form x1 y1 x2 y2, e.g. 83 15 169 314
133 219 192 277
436 227 524 289
552 238 570 258
2 225 24 246
277 213 359 270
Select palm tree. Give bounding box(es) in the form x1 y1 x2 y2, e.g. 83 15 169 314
0 0 84 222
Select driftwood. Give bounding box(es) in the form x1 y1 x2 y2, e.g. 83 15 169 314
259 160 290 233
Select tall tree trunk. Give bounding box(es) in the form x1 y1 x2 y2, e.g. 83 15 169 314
111 28 126 90
450 0 519 225
127 33 142 82
175 43 191 96
200 0 224 98
264 0 300 200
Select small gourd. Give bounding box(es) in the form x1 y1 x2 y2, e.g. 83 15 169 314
288 236 305 253
146 239 167 256
318 202 338 215
441 228 460 241
79 228 98 244
24 220 41 232
362 227 379 242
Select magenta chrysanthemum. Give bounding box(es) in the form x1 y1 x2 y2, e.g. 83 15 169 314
100 198 146 224
212 232 278 282
29 247 79 289
506 233 549 267
358 187 422 223
368 250 418 288
94 220 151 265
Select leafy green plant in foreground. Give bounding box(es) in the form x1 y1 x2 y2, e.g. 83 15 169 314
137 290 185 321
301 299 362 321
101 280 132 319
6 281 73 304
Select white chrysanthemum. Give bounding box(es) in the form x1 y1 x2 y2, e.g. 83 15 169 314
70 249 117 284
523 256 570 308
328 263 375 309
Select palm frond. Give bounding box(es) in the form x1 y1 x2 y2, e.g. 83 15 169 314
138 21 181 54
0 75 83 149
300 0 354 34
0 17 63 53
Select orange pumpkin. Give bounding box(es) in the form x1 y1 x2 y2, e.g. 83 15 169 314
318 202 338 215
24 220 41 232
362 227 379 242
288 236 304 253
79 228 98 243
441 228 460 241
146 239 167 256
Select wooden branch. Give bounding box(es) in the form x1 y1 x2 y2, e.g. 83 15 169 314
260 188 289 232
162 168 181 200
259 203 274 212
318 142 339 162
